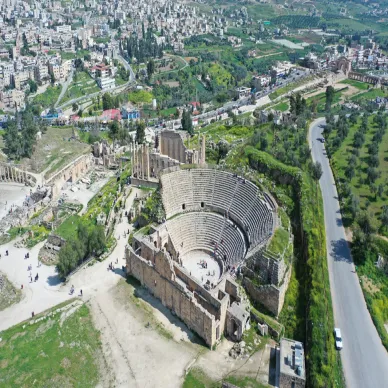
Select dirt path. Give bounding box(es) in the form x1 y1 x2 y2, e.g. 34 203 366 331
90 281 199 388
0 187 144 332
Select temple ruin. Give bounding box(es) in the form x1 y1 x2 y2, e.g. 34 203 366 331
129 129 206 188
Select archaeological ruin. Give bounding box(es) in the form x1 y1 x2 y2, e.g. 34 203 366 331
129 129 206 188
46 154 93 199
126 166 291 347
0 162 36 186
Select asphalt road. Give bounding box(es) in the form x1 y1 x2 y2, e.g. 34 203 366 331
309 118 388 388
54 68 74 108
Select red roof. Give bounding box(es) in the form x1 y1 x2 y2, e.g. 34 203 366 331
101 109 121 121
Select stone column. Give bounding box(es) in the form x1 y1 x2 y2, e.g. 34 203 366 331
141 144 145 180
133 143 137 178
146 145 150 180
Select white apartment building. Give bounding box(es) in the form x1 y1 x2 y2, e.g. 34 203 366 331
56 24 71 33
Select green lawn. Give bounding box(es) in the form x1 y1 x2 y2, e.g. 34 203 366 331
307 87 346 112
60 49 90 60
115 75 128 86
60 52 76 60
351 88 388 102
341 79 370 90
55 215 83 240
128 90 153 104
267 227 290 256
32 86 62 111
0 300 102 387
272 101 289 112
60 71 100 105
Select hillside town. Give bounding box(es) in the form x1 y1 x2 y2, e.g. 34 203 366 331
0 0 387 113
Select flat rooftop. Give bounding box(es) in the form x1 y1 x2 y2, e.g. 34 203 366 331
279 338 305 380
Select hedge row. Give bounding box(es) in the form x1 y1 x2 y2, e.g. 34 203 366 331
245 146 343 388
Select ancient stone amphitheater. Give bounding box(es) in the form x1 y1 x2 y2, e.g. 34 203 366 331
126 167 282 347
161 167 277 269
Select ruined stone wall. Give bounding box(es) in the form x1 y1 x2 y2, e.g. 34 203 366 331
224 279 240 303
149 152 180 178
245 250 286 286
126 247 218 346
242 264 291 317
160 130 187 163
279 373 305 388
46 154 92 199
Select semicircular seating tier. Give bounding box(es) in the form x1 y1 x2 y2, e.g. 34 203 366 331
160 168 276 256
166 212 247 268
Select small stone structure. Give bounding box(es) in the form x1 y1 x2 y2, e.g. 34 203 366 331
0 187 51 235
39 234 67 264
278 338 306 388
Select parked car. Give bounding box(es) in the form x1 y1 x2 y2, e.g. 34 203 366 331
334 328 343 350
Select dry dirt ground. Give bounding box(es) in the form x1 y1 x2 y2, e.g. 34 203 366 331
90 279 200 388
193 337 277 386
90 277 275 388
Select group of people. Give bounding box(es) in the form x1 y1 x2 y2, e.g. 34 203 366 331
199 259 208 269
69 285 83 296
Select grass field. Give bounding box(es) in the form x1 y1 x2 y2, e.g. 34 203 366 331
17 126 90 175
183 367 270 388
60 50 90 61
0 300 102 387
55 215 83 240
60 71 100 105
350 88 388 102
341 79 370 90
272 101 289 112
31 86 62 112
307 87 347 112
267 227 290 256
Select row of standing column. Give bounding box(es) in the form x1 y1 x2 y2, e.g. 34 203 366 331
130 143 150 180
0 164 27 183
